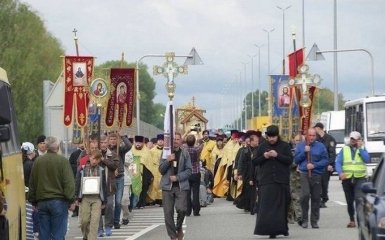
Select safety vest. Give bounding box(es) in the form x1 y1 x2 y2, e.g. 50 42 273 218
342 146 366 178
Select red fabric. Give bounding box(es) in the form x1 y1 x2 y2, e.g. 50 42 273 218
288 49 304 78
79 155 89 168
105 68 135 127
63 56 94 127
298 86 316 133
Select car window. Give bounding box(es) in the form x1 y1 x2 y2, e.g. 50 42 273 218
373 160 385 195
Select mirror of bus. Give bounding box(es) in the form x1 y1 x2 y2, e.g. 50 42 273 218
0 87 12 125
0 126 10 142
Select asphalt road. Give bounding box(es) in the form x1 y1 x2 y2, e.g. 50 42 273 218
66 176 359 240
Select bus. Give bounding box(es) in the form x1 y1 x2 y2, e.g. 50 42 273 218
345 95 385 177
0 67 26 239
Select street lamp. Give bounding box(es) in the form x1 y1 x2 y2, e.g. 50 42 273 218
254 44 263 117
263 28 275 117
241 62 249 130
248 54 257 129
276 5 291 75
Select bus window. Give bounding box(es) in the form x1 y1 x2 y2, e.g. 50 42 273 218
355 104 363 135
366 102 385 140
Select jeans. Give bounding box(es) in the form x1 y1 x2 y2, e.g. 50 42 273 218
114 176 124 225
342 177 366 222
37 199 69 240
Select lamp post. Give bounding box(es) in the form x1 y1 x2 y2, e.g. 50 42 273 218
254 44 263 117
248 54 257 129
263 28 275 117
277 5 291 75
241 62 249 130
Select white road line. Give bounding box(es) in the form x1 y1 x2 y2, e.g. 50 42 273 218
333 200 347 206
125 224 162 240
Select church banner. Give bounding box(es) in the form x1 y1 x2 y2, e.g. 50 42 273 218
63 56 94 127
271 75 300 140
105 68 135 127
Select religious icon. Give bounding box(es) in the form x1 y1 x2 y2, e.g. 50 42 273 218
279 85 290 108
90 79 107 98
73 62 87 86
116 83 127 104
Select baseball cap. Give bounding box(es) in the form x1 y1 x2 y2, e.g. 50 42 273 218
349 131 361 140
314 122 324 129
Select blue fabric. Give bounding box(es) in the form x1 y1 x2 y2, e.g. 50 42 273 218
294 141 328 176
37 199 68 239
114 175 124 224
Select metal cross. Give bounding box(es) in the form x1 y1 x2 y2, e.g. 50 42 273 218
153 52 188 100
288 64 322 107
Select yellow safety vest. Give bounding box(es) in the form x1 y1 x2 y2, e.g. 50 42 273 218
342 146 366 178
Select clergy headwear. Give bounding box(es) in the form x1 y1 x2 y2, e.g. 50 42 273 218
230 130 239 139
134 135 145 143
157 134 164 140
265 125 279 137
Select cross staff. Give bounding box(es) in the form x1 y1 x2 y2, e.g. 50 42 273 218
288 64 322 107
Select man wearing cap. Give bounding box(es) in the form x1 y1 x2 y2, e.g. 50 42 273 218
253 125 292 238
148 134 165 205
132 135 153 209
314 122 337 208
294 128 328 229
335 131 369 228
199 130 216 172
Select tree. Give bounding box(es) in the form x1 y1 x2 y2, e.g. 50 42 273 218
312 88 345 114
0 0 64 143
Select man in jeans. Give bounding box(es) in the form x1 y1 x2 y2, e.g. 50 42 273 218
108 132 132 231
159 132 192 240
28 136 76 239
185 134 202 216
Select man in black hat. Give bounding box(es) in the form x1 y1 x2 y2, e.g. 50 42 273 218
148 134 165 205
253 125 292 238
36 135 47 156
314 122 336 208
133 135 153 209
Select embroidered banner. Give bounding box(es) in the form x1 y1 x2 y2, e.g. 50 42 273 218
271 75 300 140
63 56 94 127
105 68 135 127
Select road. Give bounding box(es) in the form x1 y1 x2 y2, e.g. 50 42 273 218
66 176 359 239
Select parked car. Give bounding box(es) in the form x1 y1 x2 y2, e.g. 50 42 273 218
357 158 385 240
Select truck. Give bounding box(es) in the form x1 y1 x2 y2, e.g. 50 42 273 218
320 110 345 154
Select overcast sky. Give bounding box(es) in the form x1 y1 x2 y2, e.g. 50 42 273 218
22 0 385 129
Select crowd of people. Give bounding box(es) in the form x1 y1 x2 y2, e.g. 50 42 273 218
20 122 370 240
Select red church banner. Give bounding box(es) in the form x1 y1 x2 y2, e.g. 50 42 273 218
63 56 94 127
105 68 135 127
288 48 316 133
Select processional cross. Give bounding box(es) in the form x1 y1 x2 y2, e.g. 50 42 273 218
288 64 322 107
153 52 188 100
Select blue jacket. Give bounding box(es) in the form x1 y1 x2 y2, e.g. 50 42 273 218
159 148 192 191
294 141 328 176
335 145 370 175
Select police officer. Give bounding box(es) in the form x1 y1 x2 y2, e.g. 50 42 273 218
314 123 336 208
335 131 369 228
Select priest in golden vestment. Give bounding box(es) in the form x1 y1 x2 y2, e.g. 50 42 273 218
199 130 216 172
148 134 164 205
132 136 154 208
213 130 241 198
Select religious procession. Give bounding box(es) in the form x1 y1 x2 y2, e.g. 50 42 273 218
1 1 384 240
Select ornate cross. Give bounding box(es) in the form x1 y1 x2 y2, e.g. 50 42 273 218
289 64 322 107
153 52 188 100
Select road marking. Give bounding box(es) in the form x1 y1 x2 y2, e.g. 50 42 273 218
333 200 347 206
125 224 162 240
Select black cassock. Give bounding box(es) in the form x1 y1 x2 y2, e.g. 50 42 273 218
252 138 292 237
